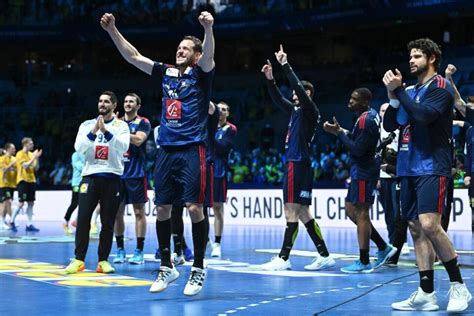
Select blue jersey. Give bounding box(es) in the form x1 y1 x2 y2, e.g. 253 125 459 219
266 63 320 162
465 127 474 176
339 108 381 180
152 62 214 146
206 106 220 163
71 152 85 187
122 116 151 179
394 75 454 177
214 122 237 178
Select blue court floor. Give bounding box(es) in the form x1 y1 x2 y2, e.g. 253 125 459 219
1 221 473 316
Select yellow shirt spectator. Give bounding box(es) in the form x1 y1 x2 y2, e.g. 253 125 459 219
16 150 37 184
0 155 17 188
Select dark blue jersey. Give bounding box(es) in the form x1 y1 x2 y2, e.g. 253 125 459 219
206 106 220 163
122 116 151 179
338 108 381 180
214 122 237 178
465 126 474 176
384 75 454 177
152 62 214 146
266 63 320 162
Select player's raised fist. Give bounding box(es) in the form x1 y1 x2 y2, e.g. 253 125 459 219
198 11 214 29
100 13 115 31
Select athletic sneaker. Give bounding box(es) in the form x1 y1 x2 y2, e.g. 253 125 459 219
2 222 11 230
129 249 145 265
211 243 221 258
340 260 374 274
62 223 73 235
149 266 179 293
447 282 472 312
113 248 127 263
261 256 291 271
172 253 185 266
25 224 40 232
391 287 439 311
401 243 410 256
304 255 336 271
64 259 85 274
184 248 194 261
384 258 398 268
96 260 115 273
373 244 397 269
154 249 161 260
9 222 18 232
89 223 98 235
183 267 206 296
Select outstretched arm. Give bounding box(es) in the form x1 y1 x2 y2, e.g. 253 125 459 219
445 64 470 117
275 45 319 115
101 13 154 75
197 11 215 72
261 59 293 115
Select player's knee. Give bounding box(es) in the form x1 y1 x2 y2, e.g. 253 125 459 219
420 220 439 236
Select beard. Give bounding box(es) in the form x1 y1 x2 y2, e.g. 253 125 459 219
411 63 428 76
98 107 112 115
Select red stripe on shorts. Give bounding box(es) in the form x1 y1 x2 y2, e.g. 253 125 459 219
198 145 206 204
359 180 366 204
288 162 294 203
438 176 446 214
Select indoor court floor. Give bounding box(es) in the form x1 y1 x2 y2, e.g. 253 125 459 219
1 222 473 315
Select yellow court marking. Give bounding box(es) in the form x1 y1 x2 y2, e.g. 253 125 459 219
0 259 30 264
15 271 103 278
0 264 63 270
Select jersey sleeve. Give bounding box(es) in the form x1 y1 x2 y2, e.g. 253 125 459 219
338 114 379 157
197 66 215 99
138 118 151 137
395 79 453 124
151 61 168 79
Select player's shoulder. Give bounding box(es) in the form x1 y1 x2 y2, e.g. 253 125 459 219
137 116 151 125
82 118 96 127
429 75 453 93
224 122 237 132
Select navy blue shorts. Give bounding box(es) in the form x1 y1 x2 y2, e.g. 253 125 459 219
121 177 148 205
17 181 35 202
345 179 377 206
283 161 313 205
0 187 14 202
213 177 227 204
204 162 214 208
154 144 207 205
400 176 448 220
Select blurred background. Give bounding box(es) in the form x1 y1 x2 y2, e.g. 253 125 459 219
1 0 474 189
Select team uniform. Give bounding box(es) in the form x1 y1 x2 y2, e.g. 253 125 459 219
121 116 151 204
65 116 129 274
149 60 214 296
340 108 381 206
151 62 213 205
266 63 319 205
204 107 220 208
16 150 37 202
385 75 453 219
465 126 474 210
0 154 16 202
213 122 237 203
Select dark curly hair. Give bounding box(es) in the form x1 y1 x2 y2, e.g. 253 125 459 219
407 38 442 70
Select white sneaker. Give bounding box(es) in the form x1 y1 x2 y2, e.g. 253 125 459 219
261 256 291 271
211 243 221 258
149 266 180 293
391 287 439 311
401 243 410 256
183 267 206 296
304 255 336 271
447 282 472 312
171 253 185 266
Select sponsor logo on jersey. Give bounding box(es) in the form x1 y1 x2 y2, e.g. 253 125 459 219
165 67 179 77
166 99 182 120
95 145 109 160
